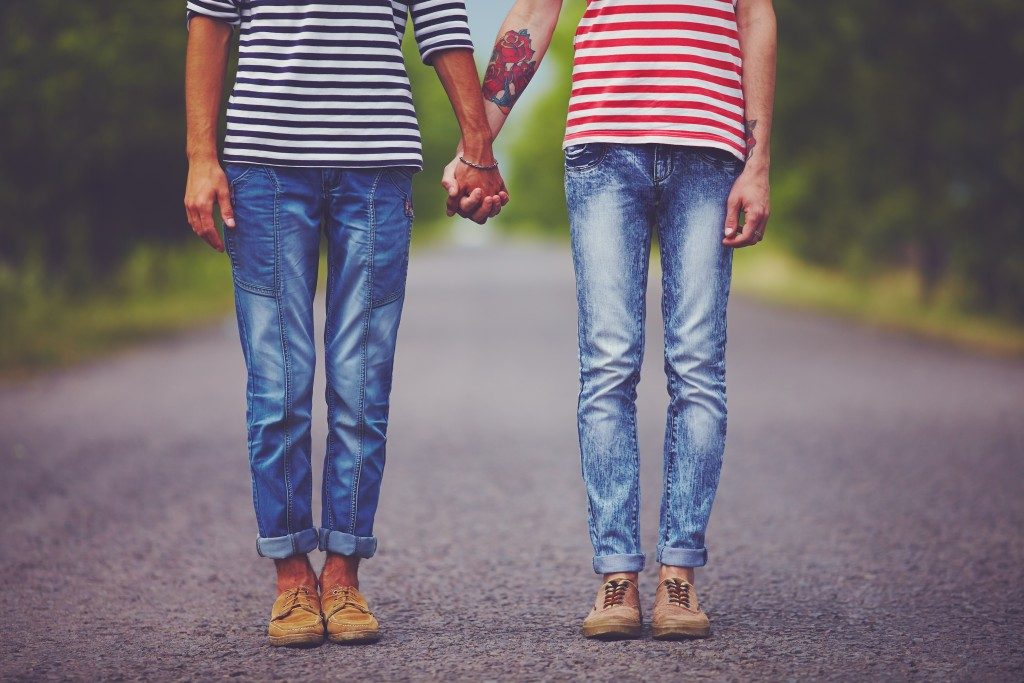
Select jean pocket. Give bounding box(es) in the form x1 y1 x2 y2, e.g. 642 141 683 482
225 167 279 297
225 162 259 191
692 147 744 174
371 171 413 307
564 143 606 173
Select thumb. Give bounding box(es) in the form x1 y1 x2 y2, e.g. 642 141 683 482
218 184 236 229
723 195 740 237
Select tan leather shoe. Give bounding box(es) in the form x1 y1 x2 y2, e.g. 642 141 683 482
322 585 380 644
582 578 642 639
651 577 711 639
268 586 325 647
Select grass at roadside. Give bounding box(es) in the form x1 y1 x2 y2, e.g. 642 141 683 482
0 244 235 376
732 242 1024 356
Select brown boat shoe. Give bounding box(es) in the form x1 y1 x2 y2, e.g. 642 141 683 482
268 585 325 647
582 578 642 639
322 585 380 644
651 577 711 639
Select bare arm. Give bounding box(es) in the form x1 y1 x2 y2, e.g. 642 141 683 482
432 49 508 224
184 16 234 252
444 0 564 216
724 0 777 248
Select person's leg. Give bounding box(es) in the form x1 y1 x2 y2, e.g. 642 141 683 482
566 144 655 638
225 164 325 646
317 167 413 642
652 145 742 638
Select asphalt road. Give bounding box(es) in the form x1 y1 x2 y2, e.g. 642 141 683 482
1 243 1022 681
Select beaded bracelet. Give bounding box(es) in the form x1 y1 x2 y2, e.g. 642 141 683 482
458 156 500 171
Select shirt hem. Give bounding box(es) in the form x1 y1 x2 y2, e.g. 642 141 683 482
563 130 746 161
222 155 423 171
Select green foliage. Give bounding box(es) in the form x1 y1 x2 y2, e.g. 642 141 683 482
0 243 232 372
772 0 1024 317
0 2 188 289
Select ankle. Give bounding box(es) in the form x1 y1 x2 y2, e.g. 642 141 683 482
658 565 695 585
603 572 639 585
274 555 317 594
320 553 360 590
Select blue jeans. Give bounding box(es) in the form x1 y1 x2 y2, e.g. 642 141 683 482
224 164 414 560
564 143 742 574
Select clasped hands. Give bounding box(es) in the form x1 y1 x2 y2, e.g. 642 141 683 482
441 152 509 225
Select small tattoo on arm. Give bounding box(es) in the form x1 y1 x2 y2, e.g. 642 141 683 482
745 119 758 159
482 29 538 114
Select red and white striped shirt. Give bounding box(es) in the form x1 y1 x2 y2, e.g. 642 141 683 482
565 0 747 160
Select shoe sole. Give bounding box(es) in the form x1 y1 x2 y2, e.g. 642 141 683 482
268 632 325 648
652 624 711 640
328 630 381 645
582 622 643 640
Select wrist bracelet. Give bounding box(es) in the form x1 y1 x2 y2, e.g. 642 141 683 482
458 156 500 171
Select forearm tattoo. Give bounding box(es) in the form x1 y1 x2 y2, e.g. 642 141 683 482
482 29 538 114
745 119 758 158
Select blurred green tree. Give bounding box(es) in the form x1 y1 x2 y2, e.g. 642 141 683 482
0 1 188 290
772 0 1024 317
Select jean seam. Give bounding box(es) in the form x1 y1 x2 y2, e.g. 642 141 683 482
349 170 384 533
631 228 651 552
262 167 294 536
570 215 600 560
324 218 337 532
236 292 265 538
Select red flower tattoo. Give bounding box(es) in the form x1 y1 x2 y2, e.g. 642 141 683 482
482 61 504 101
483 29 538 113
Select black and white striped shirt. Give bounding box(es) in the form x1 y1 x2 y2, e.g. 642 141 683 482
186 0 474 168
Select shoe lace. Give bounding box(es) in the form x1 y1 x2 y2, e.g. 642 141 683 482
276 586 317 619
664 578 692 609
327 586 370 615
602 579 631 609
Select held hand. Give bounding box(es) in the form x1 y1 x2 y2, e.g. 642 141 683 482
184 158 235 252
441 155 510 225
723 165 770 248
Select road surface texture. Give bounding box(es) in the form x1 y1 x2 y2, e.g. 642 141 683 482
1 243 1022 681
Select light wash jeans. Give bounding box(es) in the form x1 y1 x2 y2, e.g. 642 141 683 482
564 143 742 574
224 164 414 560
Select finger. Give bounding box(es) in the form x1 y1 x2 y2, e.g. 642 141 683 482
498 190 510 206
471 196 495 224
217 185 236 229
723 194 741 239
459 188 485 216
488 196 502 218
187 204 204 237
199 202 224 252
745 206 767 243
725 208 764 249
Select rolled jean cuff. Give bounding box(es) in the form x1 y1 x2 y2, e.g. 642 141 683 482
656 545 708 568
593 553 646 574
256 527 320 559
318 528 378 559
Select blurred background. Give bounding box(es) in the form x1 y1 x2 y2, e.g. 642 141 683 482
1 0 1023 373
